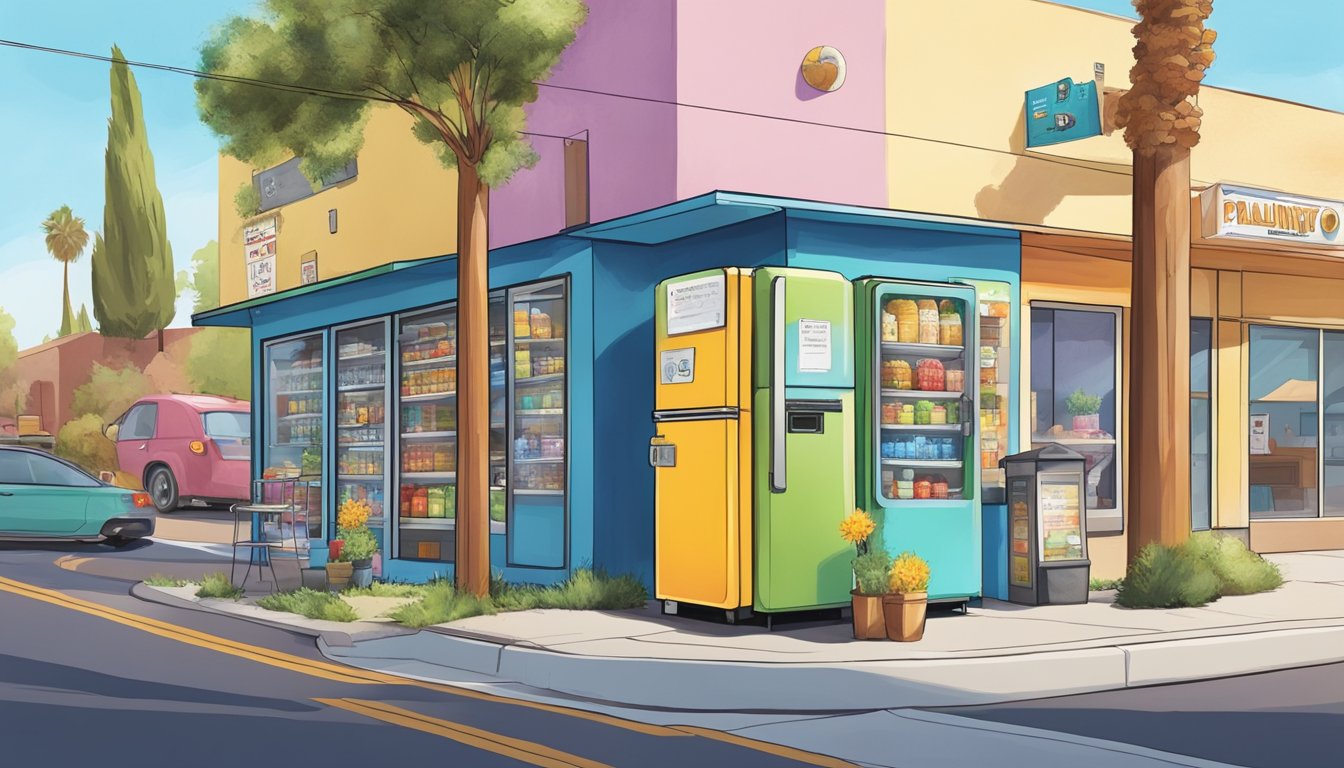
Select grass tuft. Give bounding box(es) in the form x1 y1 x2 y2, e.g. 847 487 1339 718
196 572 244 600
388 569 648 628
342 582 428 599
257 589 359 623
145 574 189 588
1089 577 1123 591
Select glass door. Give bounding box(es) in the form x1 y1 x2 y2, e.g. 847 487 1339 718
264 333 324 538
875 287 973 503
397 306 458 561
969 281 1012 503
335 321 388 550
508 280 567 568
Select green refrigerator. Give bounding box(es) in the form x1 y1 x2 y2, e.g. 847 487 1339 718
855 279 982 605
751 267 856 616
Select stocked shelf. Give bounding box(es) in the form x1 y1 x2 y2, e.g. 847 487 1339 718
338 351 384 363
514 457 564 464
514 337 566 345
402 391 456 403
398 518 455 530
1032 437 1117 446
338 441 385 448
516 373 565 385
339 383 385 393
339 474 385 481
402 471 457 481
279 413 323 421
402 355 456 369
880 389 962 400
881 424 963 432
881 459 964 469
514 489 564 496
402 431 457 440
515 409 564 417
273 389 321 397
881 341 965 359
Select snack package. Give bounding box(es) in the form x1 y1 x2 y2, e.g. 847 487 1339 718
917 300 939 344
893 299 919 343
915 358 946 391
938 300 963 346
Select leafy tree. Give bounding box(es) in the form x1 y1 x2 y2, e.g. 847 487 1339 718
0 308 23 417
76 304 94 333
186 328 251 399
0 308 17 372
197 0 587 596
92 45 176 348
56 414 119 475
186 241 221 313
70 362 156 423
41 205 90 337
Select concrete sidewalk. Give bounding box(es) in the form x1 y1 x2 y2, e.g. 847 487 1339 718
320 551 1344 711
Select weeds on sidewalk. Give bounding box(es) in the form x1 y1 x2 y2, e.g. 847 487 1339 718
196 572 244 600
389 569 648 628
257 589 359 622
145 574 189 587
1117 532 1282 608
1089 577 1122 591
342 582 428 599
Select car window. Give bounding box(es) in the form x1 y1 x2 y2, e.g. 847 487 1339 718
28 454 99 487
203 411 250 438
0 452 35 484
121 404 158 441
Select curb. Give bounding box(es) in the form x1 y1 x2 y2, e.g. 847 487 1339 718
328 621 1344 712
127 582 414 647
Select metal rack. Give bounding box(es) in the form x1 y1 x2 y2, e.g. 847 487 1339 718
230 477 319 593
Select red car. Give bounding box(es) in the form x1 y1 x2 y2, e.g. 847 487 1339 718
106 394 251 513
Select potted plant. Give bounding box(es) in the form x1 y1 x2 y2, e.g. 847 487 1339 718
883 551 931 642
840 509 889 640
1066 389 1103 433
330 498 378 590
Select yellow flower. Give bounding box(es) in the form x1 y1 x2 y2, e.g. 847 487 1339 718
338 498 371 531
839 509 876 545
889 551 931 594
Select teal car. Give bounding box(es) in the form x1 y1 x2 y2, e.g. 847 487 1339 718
0 446 155 547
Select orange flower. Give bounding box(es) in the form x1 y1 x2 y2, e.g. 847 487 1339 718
889 551 931 594
337 498 371 531
839 509 876 545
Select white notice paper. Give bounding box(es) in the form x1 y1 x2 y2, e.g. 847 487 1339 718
1250 413 1270 455
798 319 832 372
248 256 277 298
666 274 726 335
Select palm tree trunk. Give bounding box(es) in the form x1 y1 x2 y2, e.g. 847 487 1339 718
456 161 492 597
60 263 73 337
1127 145 1192 565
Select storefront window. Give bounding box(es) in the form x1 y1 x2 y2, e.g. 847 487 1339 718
1320 332 1344 517
263 334 324 538
336 321 389 553
397 306 459 561
1030 304 1121 532
1191 319 1213 531
1248 326 1318 519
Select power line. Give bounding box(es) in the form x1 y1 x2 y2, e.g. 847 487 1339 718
0 37 1134 179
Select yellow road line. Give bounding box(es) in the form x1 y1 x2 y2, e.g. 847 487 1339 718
318 698 612 768
53 556 94 573
671 726 859 768
0 575 678 735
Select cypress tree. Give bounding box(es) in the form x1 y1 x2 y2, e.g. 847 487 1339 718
92 45 175 345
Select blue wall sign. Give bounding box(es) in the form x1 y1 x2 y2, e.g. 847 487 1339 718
1025 77 1101 148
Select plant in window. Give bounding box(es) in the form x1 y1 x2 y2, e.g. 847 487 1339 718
1066 389 1103 433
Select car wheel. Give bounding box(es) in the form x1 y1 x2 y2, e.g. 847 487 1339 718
147 466 180 513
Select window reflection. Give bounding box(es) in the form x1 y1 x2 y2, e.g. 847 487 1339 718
1248 326 1318 519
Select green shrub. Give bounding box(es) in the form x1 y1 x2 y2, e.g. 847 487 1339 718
144 574 188 587
1116 543 1221 608
186 328 251 400
55 413 119 475
343 582 427 598
1089 577 1123 591
526 569 648 610
71 363 156 423
852 549 891 595
388 570 648 628
196 572 244 600
389 581 495 627
1182 532 1283 596
258 589 359 622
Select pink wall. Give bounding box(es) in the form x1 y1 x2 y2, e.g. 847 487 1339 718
674 0 887 207
492 0 679 247
491 0 889 246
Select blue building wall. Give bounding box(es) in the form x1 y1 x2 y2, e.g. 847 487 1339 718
590 214 787 588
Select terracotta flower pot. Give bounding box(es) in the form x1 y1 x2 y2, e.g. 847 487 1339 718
1071 414 1100 432
882 591 928 642
851 589 886 640
325 561 353 591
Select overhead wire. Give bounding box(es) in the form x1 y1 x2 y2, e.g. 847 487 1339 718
0 36 1134 178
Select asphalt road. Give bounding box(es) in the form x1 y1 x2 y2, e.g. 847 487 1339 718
0 539 844 768
935 664 1344 768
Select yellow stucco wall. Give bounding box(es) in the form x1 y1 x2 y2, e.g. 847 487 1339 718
885 0 1344 235
219 106 459 306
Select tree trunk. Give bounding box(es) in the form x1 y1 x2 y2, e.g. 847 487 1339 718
1127 145 1192 566
60 263 73 337
456 162 492 597
157 328 164 353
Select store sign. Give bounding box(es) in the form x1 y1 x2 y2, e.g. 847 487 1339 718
1024 75 1102 148
1201 185 1343 246
244 217 278 299
248 256 276 299
300 250 319 285
666 274 725 335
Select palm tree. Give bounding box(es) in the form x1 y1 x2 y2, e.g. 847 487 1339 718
41 205 90 337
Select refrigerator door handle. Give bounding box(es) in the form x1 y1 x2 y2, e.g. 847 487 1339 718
771 276 786 493
963 394 974 437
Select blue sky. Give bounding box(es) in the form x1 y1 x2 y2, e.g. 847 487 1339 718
0 0 1340 349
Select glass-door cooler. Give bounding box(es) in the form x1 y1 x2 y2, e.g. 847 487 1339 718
396 306 458 562
507 281 567 568
856 279 980 602
264 333 324 539
335 321 389 552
